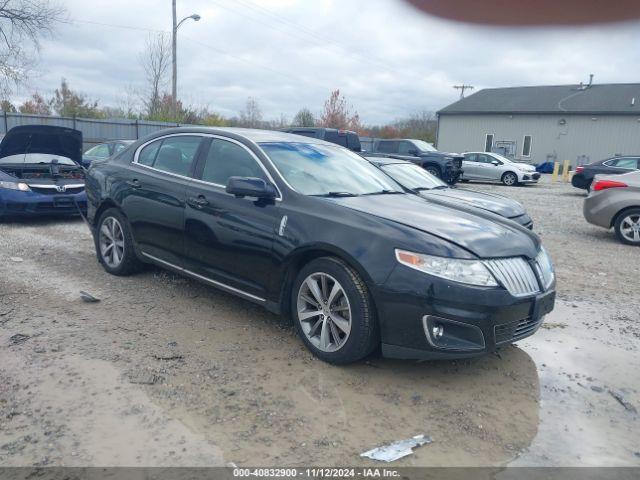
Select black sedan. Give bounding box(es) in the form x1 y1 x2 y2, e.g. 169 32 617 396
572 156 639 191
366 157 533 229
85 128 556 364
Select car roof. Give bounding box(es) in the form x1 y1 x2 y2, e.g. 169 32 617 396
364 156 413 166
281 127 357 134
144 127 336 147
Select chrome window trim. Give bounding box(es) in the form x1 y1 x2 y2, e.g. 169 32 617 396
132 133 283 201
140 251 266 303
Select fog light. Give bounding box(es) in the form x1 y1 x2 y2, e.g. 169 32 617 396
432 324 444 339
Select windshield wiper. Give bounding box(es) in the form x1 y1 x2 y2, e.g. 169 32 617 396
313 191 360 197
362 189 403 196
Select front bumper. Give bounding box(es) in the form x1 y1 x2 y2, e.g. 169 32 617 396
0 190 87 217
377 265 556 360
518 172 540 183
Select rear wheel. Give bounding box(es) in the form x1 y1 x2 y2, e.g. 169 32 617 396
502 171 518 186
614 209 640 246
291 257 378 364
95 208 144 275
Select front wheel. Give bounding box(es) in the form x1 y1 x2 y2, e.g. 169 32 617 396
291 257 378 364
424 165 441 178
614 209 640 246
502 171 518 186
95 208 144 276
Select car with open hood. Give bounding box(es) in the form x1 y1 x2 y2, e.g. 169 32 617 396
366 156 533 229
0 125 87 218
85 127 556 364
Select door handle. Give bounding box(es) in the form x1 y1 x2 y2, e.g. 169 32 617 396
188 195 210 209
127 179 141 189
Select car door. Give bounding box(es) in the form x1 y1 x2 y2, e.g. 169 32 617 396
183 136 282 300
462 153 481 179
480 154 503 181
121 134 205 266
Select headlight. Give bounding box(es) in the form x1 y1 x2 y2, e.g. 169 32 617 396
535 246 555 289
395 249 498 287
0 180 30 191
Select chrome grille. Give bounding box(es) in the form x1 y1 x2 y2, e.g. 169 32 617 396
484 257 540 297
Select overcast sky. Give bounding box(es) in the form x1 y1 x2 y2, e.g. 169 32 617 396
16 0 640 124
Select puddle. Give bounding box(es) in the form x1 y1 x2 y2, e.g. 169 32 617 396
511 300 639 466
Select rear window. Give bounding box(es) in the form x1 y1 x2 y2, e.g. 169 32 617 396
376 141 398 154
323 130 348 147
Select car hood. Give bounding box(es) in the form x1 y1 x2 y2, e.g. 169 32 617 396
327 194 539 259
420 151 463 159
0 125 83 164
421 188 526 218
514 162 536 171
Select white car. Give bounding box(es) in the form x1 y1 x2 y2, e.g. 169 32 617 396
462 152 540 186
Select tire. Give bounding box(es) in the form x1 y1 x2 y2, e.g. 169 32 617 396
291 257 378 364
586 181 592 193
95 208 144 276
424 165 441 178
614 208 640 246
501 171 518 186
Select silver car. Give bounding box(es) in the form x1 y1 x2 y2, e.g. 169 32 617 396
583 170 640 245
462 152 540 186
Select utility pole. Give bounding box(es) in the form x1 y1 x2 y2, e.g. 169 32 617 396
453 84 474 98
171 0 177 118
171 1 201 119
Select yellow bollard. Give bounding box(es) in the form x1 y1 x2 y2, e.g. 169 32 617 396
562 160 571 182
551 162 560 183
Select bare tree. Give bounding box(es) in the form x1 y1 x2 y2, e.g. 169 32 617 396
319 89 362 132
139 33 171 119
0 0 66 95
238 97 263 128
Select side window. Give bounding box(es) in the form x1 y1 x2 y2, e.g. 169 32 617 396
114 143 128 153
201 139 267 186
398 141 415 155
465 153 477 162
137 141 161 166
152 136 201 176
377 141 398 153
611 158 638 169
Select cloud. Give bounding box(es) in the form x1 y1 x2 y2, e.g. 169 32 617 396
17 0 640 124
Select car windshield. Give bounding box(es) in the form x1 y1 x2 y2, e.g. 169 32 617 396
0 153 77 166
377 162 447 190
259 142 402 196
411 140 437 152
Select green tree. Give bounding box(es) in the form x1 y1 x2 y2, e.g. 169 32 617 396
51 79 101 118
292 108 315 127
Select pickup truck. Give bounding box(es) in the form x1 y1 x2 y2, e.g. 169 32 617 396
369 138 464 184
280 127 361 152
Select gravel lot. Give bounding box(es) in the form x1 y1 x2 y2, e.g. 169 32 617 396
0 175 638 467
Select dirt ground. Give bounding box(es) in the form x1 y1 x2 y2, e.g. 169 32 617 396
0 175 638 467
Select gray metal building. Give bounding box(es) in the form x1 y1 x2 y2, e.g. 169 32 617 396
436 83 640 166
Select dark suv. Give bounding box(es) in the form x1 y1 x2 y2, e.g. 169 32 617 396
371 139 463 184
281 127 361 152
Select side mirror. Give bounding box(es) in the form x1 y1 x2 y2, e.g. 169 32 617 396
491 160 500 166
407 149 419 156
226 177 277 200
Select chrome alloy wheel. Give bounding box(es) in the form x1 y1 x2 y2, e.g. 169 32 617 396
99 216 125 268
620 213 640 243
296 272 352 352
503 172 517 186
